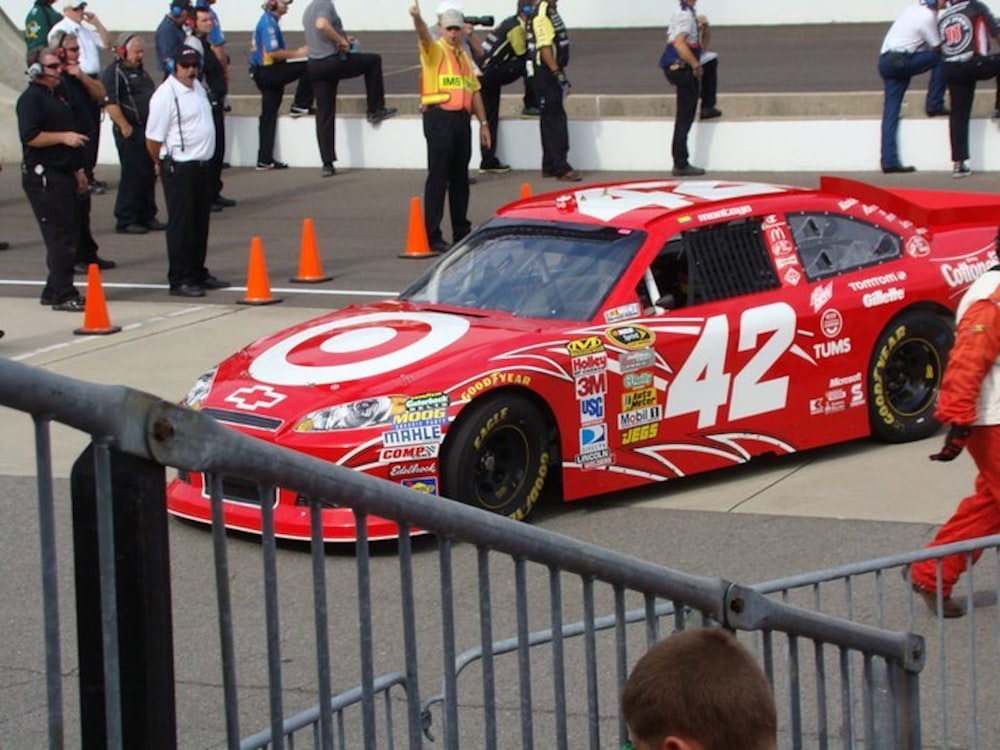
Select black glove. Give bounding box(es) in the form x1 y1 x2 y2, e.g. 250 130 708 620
555 70 570 88
929 424 972 462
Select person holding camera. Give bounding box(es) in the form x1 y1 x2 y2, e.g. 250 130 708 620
250 0 313 170
410 0 491 254
146 46 230 298
18 47 89 311
302 0 397 177
529 0 580 181
477 2 538 173
101 34 165 235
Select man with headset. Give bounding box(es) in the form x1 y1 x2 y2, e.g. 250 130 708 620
102 33 164 235
146 46 230 298
155 0 193 79
17 47 89 311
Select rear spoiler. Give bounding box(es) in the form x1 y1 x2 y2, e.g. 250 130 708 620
820 175 1000 228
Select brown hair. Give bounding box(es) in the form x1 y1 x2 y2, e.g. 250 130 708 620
621 628 777 750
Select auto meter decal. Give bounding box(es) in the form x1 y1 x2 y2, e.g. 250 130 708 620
249 312 470 386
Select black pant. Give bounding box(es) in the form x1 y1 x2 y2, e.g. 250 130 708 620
112 124 158 229
83 93 101 182
73 188 99 265
478 58 535 166
252 61 314 164
423 107 472 245
22 166 81 304
664 58 718 169
534 66 571 175
944 56 1000 162
308 52 387 166
210 103 225 201
161 160 212 289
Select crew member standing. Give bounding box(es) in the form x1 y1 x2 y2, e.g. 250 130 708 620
477 1 537 173
660 0 720 177
938 0 1000 178
878 0 947 174
529 0 580 181
102 33 165 234
17 47 88 311
303 0 398 177
191 7 235 211
250 0 313 170
146 46 230 298
908 257 1000 618
24 0 62 58
410 1 490 254
155 0 193 78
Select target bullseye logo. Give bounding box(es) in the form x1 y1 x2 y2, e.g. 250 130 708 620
250 312 471 386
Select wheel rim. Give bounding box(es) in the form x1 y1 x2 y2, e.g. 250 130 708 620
884 338 941 417
473 425 530 511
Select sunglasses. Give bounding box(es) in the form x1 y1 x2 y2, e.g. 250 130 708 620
63 46 80 51
445 25 462 30
176 61 198 69
42 63 61 70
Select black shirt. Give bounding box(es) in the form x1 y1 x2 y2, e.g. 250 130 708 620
101 60 156 127
195 34 228 103
16 80 84 172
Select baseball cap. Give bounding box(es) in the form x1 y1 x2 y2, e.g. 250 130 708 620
173 46 201 68
440 9 464 28
436 1 463 13
67 1 87 9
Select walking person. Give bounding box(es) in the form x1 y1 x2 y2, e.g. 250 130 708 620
878 0 948 174
302 0 397 177
660 0 720 177
477 1 538 173
938 0 1000 177
102 33 166 234
145 46 230 298
17 47 88 311
250 0 313 170
528 0 579 181
410 0 491 253
907 257 1000 618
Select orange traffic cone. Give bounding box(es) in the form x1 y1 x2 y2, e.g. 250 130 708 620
520 182 532 199
238 236 283 306
74 263 121 336
398 196 441 259
290 218 332 283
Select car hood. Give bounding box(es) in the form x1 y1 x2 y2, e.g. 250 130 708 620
199 300 566 429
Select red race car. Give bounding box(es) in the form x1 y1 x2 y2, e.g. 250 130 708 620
167 177 1000 541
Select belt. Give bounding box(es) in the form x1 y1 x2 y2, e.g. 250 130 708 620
424 105 471 115
171 159 211 167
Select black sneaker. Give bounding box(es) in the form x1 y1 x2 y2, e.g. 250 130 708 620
214 195 237 208
672 164 706 177
290 105 314 117
700 107 723 120
198 275 231 290
322 164 336 177
367 107 398 124
952 160 972 179
52 297 86 312
479 161 512 174
520 106 541 117
256 160 289 171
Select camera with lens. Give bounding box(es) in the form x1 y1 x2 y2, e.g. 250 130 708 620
463 14 495 26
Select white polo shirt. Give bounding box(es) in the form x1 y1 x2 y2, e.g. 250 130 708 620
146 75 216 162
881 3 941 54
48 17 105 75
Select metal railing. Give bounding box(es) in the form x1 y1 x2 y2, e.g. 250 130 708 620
0 357 932 748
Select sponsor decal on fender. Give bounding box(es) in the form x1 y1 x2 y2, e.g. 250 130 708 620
224 385 288 411
606 324 655 349
847 272 906 292
459 372 533 401
575 371 608 399
567 336 605 357
623 371 654 390
623 387 658 411
571 351 607 377
580 394 605 424
813 337 852 359
697 204 752 223
380 444 440 462
906 235 931 258
820 308 843 338
862 287 905 308
618 405 662 429
940 257 995 289
389 462 437 477
604 303 642 323
384 424 443 446
401 477 438 495
783 268 802 286
621 422 660 445
810 281 833 313
579 423 608 454
620 348 656 373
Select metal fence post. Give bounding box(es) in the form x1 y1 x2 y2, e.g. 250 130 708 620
71 444 177 749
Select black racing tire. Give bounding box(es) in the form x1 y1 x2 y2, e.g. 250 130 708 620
868 310 953 443
441 394 553 522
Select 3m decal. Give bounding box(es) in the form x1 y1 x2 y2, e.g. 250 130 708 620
576 372 608 398
250 312 470 386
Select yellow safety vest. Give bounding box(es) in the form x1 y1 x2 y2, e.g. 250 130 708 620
419 39 476 111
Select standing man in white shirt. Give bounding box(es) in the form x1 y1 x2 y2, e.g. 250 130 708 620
145 46 230 298
878 0 948 174
49 0 110 191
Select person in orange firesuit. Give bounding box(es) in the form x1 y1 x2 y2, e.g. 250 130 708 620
907 255 1000 618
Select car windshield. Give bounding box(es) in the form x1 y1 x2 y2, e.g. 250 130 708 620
400 219 646 321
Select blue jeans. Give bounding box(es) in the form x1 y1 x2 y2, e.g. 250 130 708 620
878 50 946 169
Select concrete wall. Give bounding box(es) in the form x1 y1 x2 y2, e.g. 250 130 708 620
2 0 913 33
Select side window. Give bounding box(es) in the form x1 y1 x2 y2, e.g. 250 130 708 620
636 220 778 313
788 212 902 281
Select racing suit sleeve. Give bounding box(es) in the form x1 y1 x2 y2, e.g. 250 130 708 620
935 297 1000 425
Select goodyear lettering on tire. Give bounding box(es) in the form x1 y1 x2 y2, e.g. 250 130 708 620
510 451 549 522
872 324 906 429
